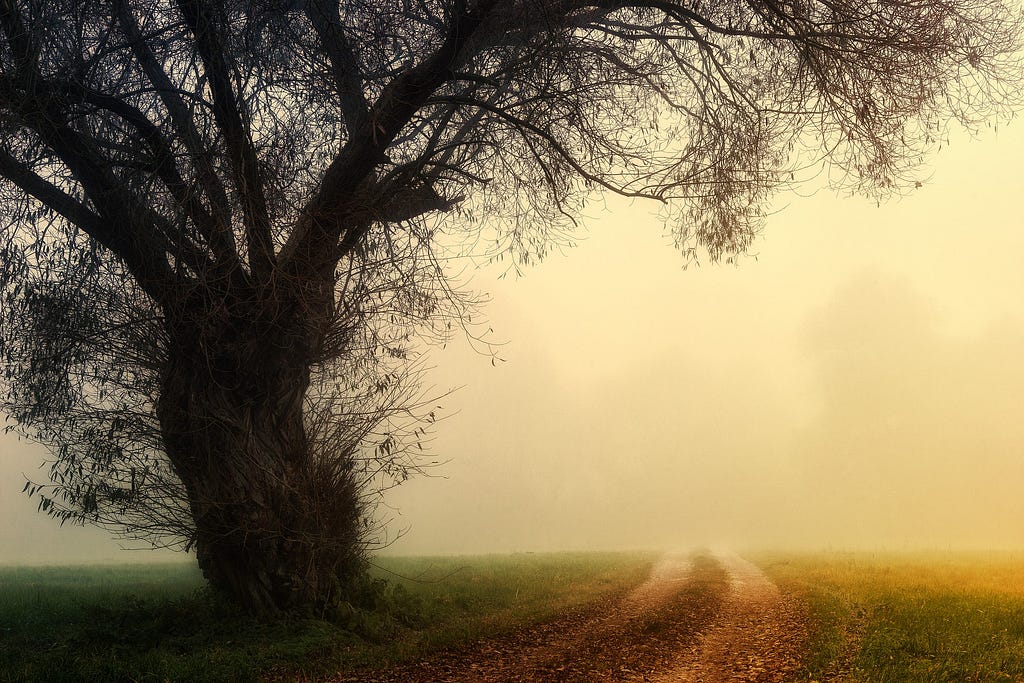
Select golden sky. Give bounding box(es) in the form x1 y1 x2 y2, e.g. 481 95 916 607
2 122 1024 563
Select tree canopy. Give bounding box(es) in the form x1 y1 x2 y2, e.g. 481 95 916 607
0 0 1019 611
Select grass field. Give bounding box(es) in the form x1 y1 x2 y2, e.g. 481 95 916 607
756 552 1024 682
8 551 1024 682
0 552 654 682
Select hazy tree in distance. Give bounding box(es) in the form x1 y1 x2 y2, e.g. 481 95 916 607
0 0 1018 612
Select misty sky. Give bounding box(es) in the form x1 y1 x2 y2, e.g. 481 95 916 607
2 122 1024 564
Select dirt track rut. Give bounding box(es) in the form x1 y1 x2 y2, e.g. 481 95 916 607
338 551 808 682
651 552 807 682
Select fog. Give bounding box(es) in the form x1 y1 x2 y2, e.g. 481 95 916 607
3 124 1024 563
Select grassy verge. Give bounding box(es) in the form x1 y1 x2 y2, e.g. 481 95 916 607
754 552 1024 682
0 552 654 682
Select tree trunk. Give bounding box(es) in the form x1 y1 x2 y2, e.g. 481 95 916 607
157 304 364 613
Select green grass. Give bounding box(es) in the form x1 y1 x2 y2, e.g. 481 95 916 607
356 553 655 662
0 552 654 682
755 552 1024 682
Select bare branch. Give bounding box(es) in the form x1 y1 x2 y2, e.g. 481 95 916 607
303 0 370 136
114 0 237 264
280 0 501 279
174 0 275 281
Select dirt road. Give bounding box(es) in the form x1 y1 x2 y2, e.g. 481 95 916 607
650 552 807 682
350 551 808 682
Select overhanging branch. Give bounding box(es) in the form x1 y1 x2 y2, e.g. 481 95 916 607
0 149 176 301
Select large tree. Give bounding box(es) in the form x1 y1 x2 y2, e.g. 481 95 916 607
0 0 1018 612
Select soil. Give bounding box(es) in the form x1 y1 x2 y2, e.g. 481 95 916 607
342 551 809 682
650 552 808 682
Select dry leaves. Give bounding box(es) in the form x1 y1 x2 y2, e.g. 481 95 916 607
340 553 810 683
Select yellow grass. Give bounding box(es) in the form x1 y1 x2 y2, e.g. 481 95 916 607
755 551 1024 682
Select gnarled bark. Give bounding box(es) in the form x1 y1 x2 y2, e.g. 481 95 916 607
157 301 363 612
